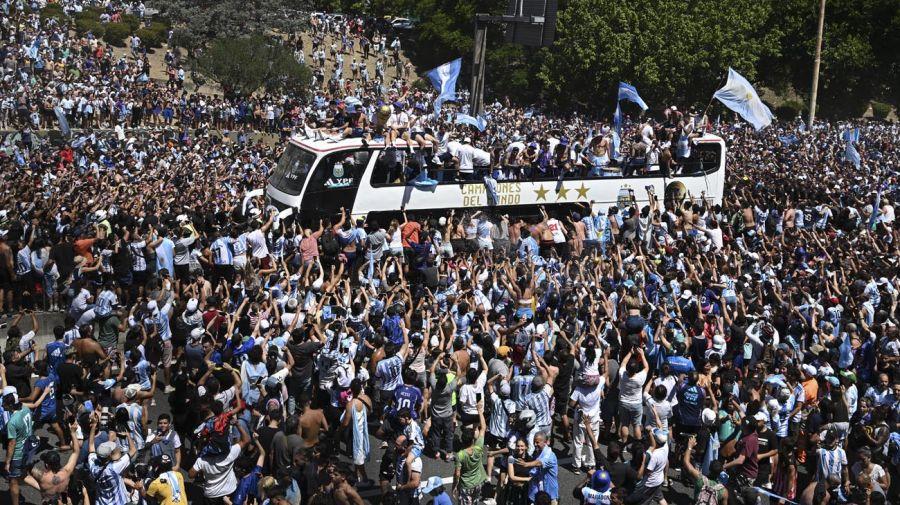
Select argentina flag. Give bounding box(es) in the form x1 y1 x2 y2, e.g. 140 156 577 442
713 68 774 130
617 82 649 111
426 58 462 114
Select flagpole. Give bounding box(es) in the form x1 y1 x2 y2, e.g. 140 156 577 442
700 73 729 126
808 0 826 126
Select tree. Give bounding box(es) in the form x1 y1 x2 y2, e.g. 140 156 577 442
151 0 308 51
538 0 777 112
759 0 899 117
196 36 312 96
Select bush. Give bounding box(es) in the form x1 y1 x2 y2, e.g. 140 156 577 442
74 17 105 37
79 5 104 21
136 27 163 48
774 100 806 120
871 101 892 120
102 22 131 47
121 13 142 31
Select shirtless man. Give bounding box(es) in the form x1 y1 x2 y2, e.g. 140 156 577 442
25 420 82 504
73 328 108 362
299 397 329 448
0 234 14 314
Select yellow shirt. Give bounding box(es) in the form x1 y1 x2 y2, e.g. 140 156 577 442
146 471 187 505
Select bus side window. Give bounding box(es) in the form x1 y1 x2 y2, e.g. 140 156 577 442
310 150 371 190
372 149 407 186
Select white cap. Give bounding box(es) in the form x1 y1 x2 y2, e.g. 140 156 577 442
712 334 726 351
680 289 693 300
96 441 117 459
701 408 717 425
260 319 270 331
190 327 205 340
186 298 199 312
124 384 141 399
753 411 768 422
801 364 817 377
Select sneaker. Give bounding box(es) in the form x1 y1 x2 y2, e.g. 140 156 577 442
380 441 388 449
164 385 176 394
571 466 582 475
150 399 156 407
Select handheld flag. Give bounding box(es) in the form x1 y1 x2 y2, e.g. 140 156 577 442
845 142 861 168
455 114 488 132
53 106 71 138
425 58 462 115
613 102 622 135
617 82 648 111
712 68 774 131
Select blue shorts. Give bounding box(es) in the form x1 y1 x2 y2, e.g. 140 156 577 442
7 458 25 478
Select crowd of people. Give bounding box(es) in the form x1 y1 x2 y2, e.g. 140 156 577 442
0 3 899 505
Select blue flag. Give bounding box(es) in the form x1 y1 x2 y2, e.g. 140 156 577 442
845 142 861 168
842 127 860 143
426 58 462 114
797 118 806 133
777 134 798 146
26 36 41 59
53 106 70 138
712 68 774 130
455 113 488 132
869 184 883 230
617 82 648 111
613 102 622 135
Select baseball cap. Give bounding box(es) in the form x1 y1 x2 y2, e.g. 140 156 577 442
497 345 511 358
96 441 117 459
839 370 856 383
752 411 768 422
680 289 693 300
652 428 669 444
422 476 444 494
591 470 612 492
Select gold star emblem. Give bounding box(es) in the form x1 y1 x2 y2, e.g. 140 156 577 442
534 184 549 201
575 183 589 200
556 185 570 201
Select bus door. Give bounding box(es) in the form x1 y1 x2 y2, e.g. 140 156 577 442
299 149 372 217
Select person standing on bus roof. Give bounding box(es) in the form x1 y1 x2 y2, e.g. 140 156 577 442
458 138 475 181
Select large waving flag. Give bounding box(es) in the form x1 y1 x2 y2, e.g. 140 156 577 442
713 68 774 130
843 127 861 168
426 58 462 115
617 82 648 111
455 113 487 132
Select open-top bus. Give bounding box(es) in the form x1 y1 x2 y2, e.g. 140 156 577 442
266 134 726 223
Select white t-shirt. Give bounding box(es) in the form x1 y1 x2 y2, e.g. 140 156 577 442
619 369 647 406
457 144 475 173
546 218 566 243
192 444 242 498
246 229 269 259
643 444 669 487
570 382 603 418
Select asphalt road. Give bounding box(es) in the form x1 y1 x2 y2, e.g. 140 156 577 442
0 381 699 505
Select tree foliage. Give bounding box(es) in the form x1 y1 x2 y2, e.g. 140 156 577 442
538 0 777 112
196 36 312 96
151 0 309 51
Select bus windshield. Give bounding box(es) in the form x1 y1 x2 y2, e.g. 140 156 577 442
269 144 317 195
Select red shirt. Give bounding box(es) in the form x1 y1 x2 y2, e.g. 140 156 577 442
400 221 421 248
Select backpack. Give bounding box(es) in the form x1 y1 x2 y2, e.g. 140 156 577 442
696 477 723 505
321 229 340 256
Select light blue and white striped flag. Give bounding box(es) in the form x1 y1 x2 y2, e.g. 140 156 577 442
617 82 648 111
712 68 774 130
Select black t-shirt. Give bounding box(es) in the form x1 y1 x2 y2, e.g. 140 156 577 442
288 340 324 381
553 355 576 399
49 243 76 281
757 428 777 470
5 361 32 398
57 362 83 395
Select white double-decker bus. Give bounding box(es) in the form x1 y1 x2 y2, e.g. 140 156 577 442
266 134 725 222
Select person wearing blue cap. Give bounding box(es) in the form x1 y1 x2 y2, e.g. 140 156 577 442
579 469 612 504
422 475 452 505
